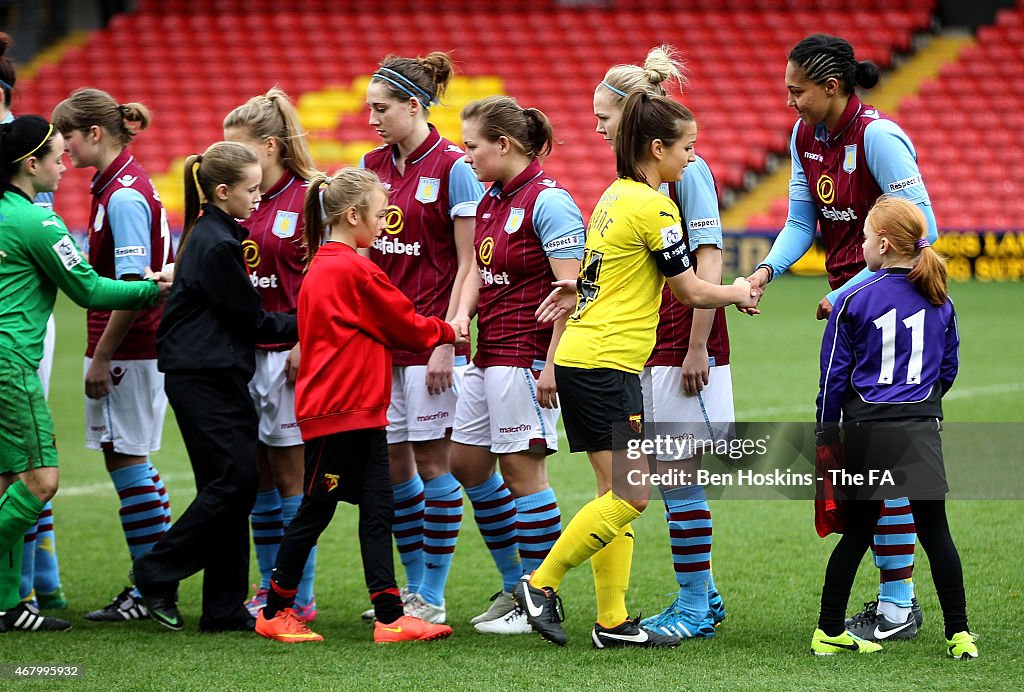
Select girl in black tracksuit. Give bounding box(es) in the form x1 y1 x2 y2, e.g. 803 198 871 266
133 141 296 632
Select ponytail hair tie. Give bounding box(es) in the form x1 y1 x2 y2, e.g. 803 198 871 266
191 159 205 202
916 238 931 250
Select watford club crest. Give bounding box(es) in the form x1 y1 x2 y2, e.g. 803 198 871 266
629 414 643 435
322 473 340 493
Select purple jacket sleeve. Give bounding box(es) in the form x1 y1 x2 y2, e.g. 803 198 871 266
940 303 959 394
817 295 855 430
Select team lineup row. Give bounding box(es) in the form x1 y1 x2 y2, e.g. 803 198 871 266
0 30 976 658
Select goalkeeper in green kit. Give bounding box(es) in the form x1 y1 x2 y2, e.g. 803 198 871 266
0 115 170 632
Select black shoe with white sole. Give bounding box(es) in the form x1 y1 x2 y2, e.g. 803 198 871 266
592 616 681 649
845 600 919 641
512 575 566 646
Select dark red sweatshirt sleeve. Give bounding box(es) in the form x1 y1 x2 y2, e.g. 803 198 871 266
358 265 456 351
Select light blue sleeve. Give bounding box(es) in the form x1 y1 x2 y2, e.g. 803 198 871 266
864 120 938 242
532 187 585 260
759 123 818 279
761 200 818 279
358 154 366 169
787 122 814 203
864 119 930 206
107 187 152 278
447 158 485 219
676 156 722 250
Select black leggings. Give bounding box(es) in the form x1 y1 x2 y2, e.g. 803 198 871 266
264 429 403 624
819 498 968 639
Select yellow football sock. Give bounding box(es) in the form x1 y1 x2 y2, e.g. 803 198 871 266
593 523 635 628
532 492 640 592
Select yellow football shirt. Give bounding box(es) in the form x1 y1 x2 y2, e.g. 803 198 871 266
555 178 691 373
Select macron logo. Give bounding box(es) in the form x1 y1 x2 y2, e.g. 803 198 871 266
116 174 138 187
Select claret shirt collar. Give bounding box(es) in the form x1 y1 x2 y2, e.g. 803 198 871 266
396 125 443 167
488 160 543 201
90 148 134 196
814 94 863 147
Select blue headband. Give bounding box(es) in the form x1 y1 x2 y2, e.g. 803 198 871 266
373 68 437 107
600 81 627 98
0 79 11 91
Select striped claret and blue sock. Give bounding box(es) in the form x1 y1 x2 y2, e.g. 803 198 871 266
641 484 717 638
110 463 167 561
392 476 426 595
419 473 463 607
465 473 521 592
514 487 561 575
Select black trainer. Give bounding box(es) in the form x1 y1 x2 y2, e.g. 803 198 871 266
513 574 567 646
140 593 184 631
845 600 919 641
85 586 149 622
592 616 681 649
847 597 923 629
911 596 924 628
0 602 72 632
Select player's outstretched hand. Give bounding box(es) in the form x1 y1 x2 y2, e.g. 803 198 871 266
816 296 833 320
738 266 769 315
447 319 470 346
733 276 761 315
145 267 173 303
285 343 301 384
536 279 578 324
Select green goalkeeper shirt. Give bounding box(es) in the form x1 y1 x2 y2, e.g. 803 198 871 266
0 186 159 370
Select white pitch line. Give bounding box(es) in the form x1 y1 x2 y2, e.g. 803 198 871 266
58 473 194 497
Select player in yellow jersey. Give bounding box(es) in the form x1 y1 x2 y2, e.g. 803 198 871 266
513 92 759 648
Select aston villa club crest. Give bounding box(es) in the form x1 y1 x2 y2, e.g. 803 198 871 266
628 414 643 435
504 208 525 234
415 176 440 203
322 473 340 493
843 145 857 174
273 211 299 238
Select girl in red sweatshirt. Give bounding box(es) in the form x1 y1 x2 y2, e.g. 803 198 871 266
255 167 467 644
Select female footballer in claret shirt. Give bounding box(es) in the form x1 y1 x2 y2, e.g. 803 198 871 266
361 51 485 623
52 87 174 622
746 34 940 640
448 96 584 634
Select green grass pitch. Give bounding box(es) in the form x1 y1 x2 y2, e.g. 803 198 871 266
1 276 1021 690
